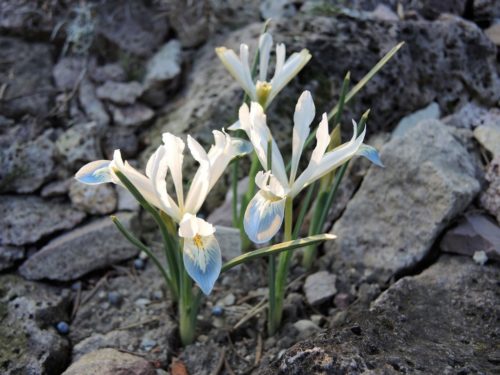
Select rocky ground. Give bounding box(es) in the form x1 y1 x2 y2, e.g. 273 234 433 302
0 1 499 374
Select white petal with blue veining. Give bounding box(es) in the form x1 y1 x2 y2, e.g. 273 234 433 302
356 144 384 167
179 214 221 295
75 160 112 184
244 190 286 244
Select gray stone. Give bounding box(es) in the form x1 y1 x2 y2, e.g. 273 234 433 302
474 123 500 158
0 37 54 117
260 256 499 375
0 195 86 246
0 275 71 375
0 129 56 193
117 186 140 211
97 81 144 105
441 214 500 261
324 120 481 283
103 128 139 160
89 63 126 83
96 0 168 57
53 57 86 91
63 348 156 375
442 102 489 129
393 102 440 137
110 103 154 127
304 271 337 306
19 213 138 281
166 1 210 48
481 156 500 223
0 245 25 271
70 265 176 366
56 121 103 168
485 23 500 46
0 0 64 35
69 180 117 215
207 177 249 227
78 78 110 127
293 320 321 340
144 40 182 89
40 179 71 198
371 4 399 21
260 0 297 20
215 226 242 261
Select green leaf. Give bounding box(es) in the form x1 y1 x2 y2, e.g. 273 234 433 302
221 234 336 272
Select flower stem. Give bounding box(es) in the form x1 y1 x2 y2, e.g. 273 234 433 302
269 197 293 334
178 240 197 346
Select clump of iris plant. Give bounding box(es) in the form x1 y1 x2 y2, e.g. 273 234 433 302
75 23 403 344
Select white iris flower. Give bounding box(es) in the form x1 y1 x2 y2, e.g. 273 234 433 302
75 131 252 294
238 90 383 244
216 32 311 110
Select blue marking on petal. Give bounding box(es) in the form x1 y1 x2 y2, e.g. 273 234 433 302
244 191 286 244
356 144 384 167
233 138 253 157
75 160 113 184
183 235 222 295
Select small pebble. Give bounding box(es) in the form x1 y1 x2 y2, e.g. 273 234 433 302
139 251 149 260
473 250 488 266
97 290 107 300
56 321 70 335
71 281 82 291
135 298 151 307
140 337 156 352
108 291 122 306
134 258 145 270
212 305 224 316
152 290 164 300
221 293 235 306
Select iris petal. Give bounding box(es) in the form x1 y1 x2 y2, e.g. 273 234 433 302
75 160 112 184
183 234 221 295
244 191 286 244
356 144 384 167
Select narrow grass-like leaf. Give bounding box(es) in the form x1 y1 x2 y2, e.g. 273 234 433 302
114 170 180 291
221 234 336 272
111 215 177 300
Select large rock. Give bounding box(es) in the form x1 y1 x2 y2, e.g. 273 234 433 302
70 265 176 366
0 275 71 375
69 180 117 215
0 195 86 246
0 127 56 193
95 0 168 57
324 120 480 283
96 81 144 105
0 37 54 117
19 213 139 281
142 39 182 106
261 256 499 374
481 156 500 223
440 214 500 261
78 78 110 127
56 121 103 168
53 57 86 91
0 246 25 271
63 348 156 375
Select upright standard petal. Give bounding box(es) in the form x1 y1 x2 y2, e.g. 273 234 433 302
179 214 221 295
268 49 311 104
301 121 366 186
148 146 181 221
110 150 164 210
291 113 330 196
290 91 315 183
162 133 185 209
184 136 211 214
215 46 256 100
75 160 112 184
259 33 273 82
242 102 288 188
